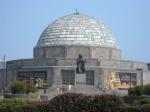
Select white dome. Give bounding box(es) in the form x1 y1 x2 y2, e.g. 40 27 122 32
37 13 119 49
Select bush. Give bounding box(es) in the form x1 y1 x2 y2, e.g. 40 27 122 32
134 86 143 96
128 84 150 96
49 93 89 112
88 95 125 112
8 99 29 112
133 98 150 105
128 86 143 96
16 93 125 112
0 101 10 112
128 87 136 96
9 81 26 94
0 99 39 112
143 84 150 95
0 106 11 112
14 93 150 112
48 93 125 112
9 81 36 94
125 105 150 112
16 101 49 112
26 83 36 94
123 96 150 105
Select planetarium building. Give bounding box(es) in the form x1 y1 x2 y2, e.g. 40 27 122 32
1 12 150 95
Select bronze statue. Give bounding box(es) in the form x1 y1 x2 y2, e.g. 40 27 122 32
76 54 86 73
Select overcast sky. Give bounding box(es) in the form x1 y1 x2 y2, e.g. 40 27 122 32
0 0 150 63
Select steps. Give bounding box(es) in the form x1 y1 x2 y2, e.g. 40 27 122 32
44 85 102 100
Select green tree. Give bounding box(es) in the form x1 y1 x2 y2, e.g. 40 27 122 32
143 84 150 95
26 83 36 94
128 87 135 96
134 86 143 96
9 81 36 94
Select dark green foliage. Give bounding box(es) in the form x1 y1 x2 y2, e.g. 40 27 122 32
116 105 150 112
0 106 11 112
88 95 125 112
16 102 49 112
25 83 36 94
48 93 125 112
124 105 150 112
134 86 143 96
143 84 150 95
133 98 150 105
0 100 10 112
128 86 143 96
8 99 28 112
16 104 40 112
2 93 150 112
9 81 36 94
123 96 150 104
49 93 89 112
128 84 150 96
128 87 135 96
9 81 26 94
0 99 30 112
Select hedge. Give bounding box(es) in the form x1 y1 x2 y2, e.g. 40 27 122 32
128 84 150 96
16 101 50 112
2 93 150 112
123 96 150 104
9 81 36 94
16 93 126 112
0 99 39 112
143 84 150 95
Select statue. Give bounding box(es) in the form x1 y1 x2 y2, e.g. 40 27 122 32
76 54 86 74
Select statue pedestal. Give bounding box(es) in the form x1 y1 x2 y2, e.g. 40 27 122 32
76 73 86 85
75 73 86 92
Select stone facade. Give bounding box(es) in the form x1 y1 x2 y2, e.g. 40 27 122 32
0 57 149 95
34 46 121 60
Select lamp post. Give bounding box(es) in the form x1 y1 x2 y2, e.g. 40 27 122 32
1 55 6 94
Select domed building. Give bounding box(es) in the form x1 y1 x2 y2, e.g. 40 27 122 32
1 12 150 96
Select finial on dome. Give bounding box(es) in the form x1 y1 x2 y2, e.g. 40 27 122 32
74 8 80 14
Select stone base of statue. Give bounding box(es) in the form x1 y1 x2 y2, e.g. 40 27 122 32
75 73 86 92
76 73 86 85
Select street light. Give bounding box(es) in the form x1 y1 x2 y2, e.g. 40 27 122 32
0 55 6 94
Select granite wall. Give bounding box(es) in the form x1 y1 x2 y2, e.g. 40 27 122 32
34 46 121 60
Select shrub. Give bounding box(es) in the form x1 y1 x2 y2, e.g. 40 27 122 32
134 86 143 96
9 81 26 94
9 81 36 94
0 99 39 112
140 104 150 112
123 96 150 105
133 98 150 105
128 87 135 96
16 104 40 112
16 101 49 112
0 101 9 112
128 84 150 96
8 99 28 112
26 83 36 94
0 106 11 112
48 93 125 112
49 93 89 112
87 94 125 112
143 84 150 95
14 93 150 112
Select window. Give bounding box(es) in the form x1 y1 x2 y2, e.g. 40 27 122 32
86 70 94 85
61 70 75 85
17 71 47 88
